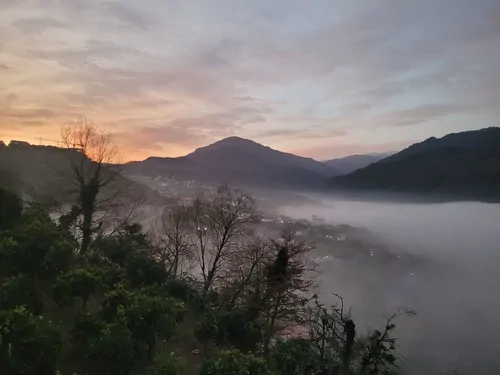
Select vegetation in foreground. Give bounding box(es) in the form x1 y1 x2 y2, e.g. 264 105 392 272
0 182 413 375
0 124 414 375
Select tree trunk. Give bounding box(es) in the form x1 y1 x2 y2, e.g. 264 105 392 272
263 297 281 357
80 183 97 253
172 249 179 279
81 217 92 253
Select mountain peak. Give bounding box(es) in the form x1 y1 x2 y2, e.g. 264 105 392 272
129 134 338 188
188 136 266 157
171 135 338 180
218 136 254 144
210 136 263 148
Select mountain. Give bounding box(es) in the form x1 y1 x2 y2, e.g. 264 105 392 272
329 127 500 200
127 137 338 188
323 153 390 175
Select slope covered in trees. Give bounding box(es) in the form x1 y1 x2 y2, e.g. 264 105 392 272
329 128 500 201
0 183 414 375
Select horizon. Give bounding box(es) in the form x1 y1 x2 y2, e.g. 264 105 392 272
1 1 499 161
0 133 395 163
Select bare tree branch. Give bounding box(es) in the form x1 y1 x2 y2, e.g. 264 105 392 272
57 119 141 253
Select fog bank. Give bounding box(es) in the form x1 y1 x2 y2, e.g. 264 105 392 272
278 197 500 375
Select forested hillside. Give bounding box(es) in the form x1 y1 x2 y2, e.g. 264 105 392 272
330 128 500 201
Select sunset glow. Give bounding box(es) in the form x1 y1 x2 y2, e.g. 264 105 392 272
1 0 499 161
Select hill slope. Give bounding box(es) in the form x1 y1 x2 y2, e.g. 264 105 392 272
127 137 338 188
324 154 390 175
329 128 500 200
0 143 163 204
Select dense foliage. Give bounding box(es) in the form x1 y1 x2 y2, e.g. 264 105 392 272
0 185 22 230
0 185 412 375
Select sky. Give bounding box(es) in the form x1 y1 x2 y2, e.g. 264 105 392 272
1 0 499 161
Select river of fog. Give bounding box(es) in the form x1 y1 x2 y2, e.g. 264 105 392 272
277 196 500 375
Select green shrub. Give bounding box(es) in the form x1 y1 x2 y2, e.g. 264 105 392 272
199 350 272 375
147 351 185 375
0 275 44 314
271 339 320 375
0 307 62 375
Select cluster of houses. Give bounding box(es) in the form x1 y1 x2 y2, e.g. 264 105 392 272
258 215 350 243
129 174 201 199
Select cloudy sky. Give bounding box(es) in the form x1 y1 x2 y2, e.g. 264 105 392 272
1 0 499 161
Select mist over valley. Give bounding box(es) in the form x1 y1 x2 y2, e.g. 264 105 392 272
273 195 500 374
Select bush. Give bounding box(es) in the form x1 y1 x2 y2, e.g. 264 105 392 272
147 352 185 375
0 275 44 314
199 350 272 375
71 311 104 349
74 309 135 375
0 307 62 375
271 339 320 375
99 284 132 322
0 213 74 281
214 310 261 352
52 268 100 309
126 290 186 358
165 278 203 308
195 312 218 355
97 234 167 288
0 185 22 231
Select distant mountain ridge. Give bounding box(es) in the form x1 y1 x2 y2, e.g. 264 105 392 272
330 127 500 200
127 137 340 189
323 153 390 175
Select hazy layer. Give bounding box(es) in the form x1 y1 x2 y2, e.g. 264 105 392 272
278 196 500 375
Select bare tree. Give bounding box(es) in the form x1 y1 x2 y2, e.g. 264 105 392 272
59 119 141 253
217 234 274 310
155 203 193 278
308 297 415 375
308 294 355 374
189 185 256 296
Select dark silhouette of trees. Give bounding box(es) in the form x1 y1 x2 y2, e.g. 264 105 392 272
0 185 22 230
